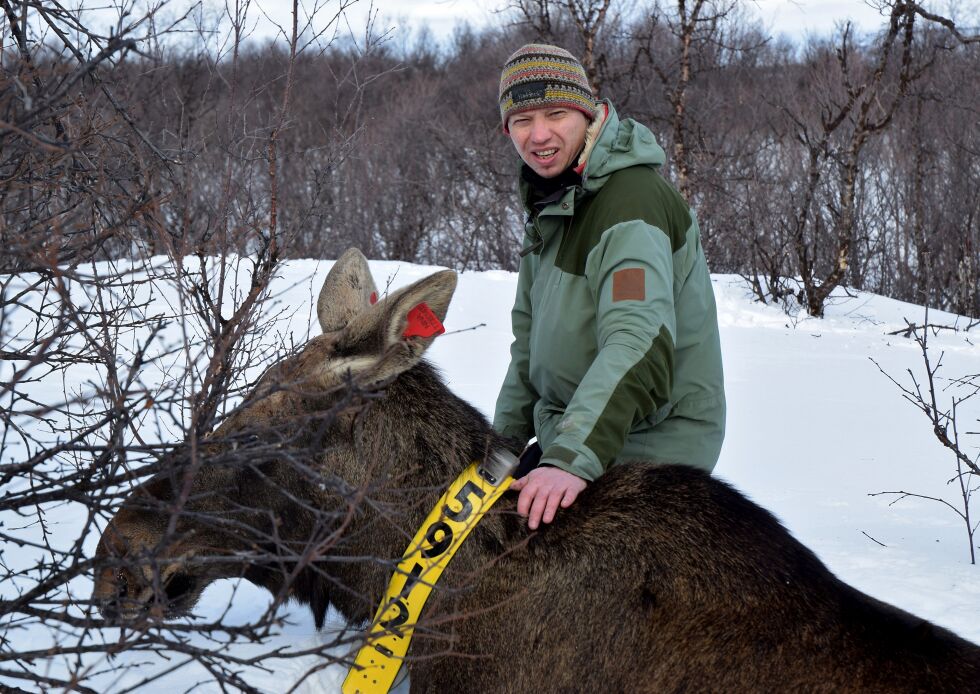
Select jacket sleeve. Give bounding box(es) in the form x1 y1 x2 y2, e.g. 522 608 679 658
492 252 537 448
540 221 676 481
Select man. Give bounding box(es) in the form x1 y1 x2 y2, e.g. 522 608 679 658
493 44 726 530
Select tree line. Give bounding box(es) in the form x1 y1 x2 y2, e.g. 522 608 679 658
2 1 979 318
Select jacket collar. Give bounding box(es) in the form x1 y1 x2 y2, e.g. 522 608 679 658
577 100 667 193
573 101 609 177
522 164 582 210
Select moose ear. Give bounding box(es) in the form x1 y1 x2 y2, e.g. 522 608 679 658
317 248 378 333
332 269 457 387
379 269 457 352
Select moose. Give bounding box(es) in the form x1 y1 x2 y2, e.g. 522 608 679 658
94 249 980 692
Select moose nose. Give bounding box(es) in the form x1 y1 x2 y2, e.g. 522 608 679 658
98 597 121 620
94 567 131 620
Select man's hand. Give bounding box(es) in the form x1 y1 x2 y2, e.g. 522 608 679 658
509 465 587 530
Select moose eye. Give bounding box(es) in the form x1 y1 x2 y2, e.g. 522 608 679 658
116 569 129 599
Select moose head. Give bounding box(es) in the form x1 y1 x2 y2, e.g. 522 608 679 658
92 249 469 627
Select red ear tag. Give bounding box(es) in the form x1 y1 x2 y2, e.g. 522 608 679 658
402 302 445 339
370 291 378 305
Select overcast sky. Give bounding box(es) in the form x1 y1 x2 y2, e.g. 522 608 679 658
74 0 920 48
335 0 893 41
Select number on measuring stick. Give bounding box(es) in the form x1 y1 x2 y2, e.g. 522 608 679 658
380 563 423 634
421 521 453 558
444 480 486 522
380 599 410 631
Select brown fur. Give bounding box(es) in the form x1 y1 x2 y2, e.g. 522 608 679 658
94 249 980 692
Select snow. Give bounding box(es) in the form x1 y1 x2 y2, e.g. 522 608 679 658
2 256 978 692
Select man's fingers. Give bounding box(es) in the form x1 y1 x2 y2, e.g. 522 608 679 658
516 483 536 517
560 486 581 508
542 489 563 525
527 487 551 530
513 468 587 528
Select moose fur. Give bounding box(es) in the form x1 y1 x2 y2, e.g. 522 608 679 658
94 249 980 692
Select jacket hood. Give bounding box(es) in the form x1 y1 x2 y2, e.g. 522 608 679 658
579 100 666 194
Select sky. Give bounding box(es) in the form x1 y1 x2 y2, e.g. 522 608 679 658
73 0 914 49
331 0 893 41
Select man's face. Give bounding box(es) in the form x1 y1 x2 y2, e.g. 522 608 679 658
507 107 590 178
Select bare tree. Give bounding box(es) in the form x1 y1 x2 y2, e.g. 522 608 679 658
773 6 926 317
871 308 980 563
507 0 561 41
0 1 395 690
635 0 747 198
506 0 616 95
886 0 980 44
564 0 613 93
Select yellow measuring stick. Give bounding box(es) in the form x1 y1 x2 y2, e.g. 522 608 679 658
342 451 517 694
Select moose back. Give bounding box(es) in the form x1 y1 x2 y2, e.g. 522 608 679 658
94 249 980 692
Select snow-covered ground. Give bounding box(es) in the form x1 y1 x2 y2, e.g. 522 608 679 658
2 257 978 692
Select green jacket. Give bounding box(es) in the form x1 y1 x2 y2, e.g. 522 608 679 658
492 101 725 481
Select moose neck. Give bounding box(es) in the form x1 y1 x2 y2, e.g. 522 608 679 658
324 360 510 624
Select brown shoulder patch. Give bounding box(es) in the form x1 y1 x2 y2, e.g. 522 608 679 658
612 268 645 302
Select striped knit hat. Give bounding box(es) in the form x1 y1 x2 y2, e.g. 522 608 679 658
499 43 597 131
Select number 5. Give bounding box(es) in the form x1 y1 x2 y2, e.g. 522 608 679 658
444 480 486 522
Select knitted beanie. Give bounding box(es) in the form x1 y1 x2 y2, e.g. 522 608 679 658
499 43 596 131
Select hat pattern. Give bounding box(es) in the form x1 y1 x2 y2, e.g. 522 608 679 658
499 44 596 130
